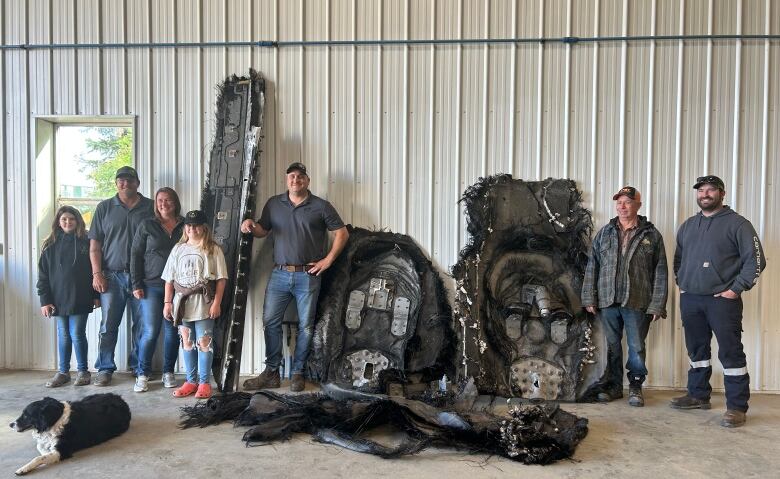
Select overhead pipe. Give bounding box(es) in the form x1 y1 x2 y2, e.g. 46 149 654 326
0 34 779 51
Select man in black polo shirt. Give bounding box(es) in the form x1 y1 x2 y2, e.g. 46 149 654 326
240 162 349 392
89 166 154 386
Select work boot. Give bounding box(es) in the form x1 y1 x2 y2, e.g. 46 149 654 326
242 367 280 390
93 371 113 387
596 388 623 403
669 394 711 409
290 373 305 392
45 372 71 388
628 386 644 407
74 371 91 386
720 409 746 428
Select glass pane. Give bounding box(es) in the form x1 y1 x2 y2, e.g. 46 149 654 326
55 126 133 228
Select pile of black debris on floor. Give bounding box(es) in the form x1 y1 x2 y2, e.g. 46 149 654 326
180 383 588 465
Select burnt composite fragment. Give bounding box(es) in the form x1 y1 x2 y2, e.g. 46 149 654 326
307 226 456 392
200 70 265 391
179 383 588 465
453 175 608 401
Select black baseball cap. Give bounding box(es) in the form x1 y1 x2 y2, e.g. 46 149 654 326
286 162 308 175
693 175 725 190
115 166 139 180
612 186 641 202
184 210 207 225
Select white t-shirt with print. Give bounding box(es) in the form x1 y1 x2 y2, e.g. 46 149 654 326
161 242 228 321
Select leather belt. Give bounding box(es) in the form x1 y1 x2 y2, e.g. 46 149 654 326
276 264 308 272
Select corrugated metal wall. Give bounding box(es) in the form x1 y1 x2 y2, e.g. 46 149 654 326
1 0 778 391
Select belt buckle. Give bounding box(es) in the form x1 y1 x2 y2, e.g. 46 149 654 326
285 265 296 272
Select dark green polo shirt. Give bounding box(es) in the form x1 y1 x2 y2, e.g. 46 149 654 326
258 192 345 265
88 194 155 271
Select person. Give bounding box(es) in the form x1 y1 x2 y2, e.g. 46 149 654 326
89 166 155 386
162 210 227 399
129 187 185 392
37 206 99 388
670 175 766 428
582 186 668 407
240 162 349 392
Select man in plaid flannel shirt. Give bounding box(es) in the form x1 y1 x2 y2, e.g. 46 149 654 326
581 186 668 407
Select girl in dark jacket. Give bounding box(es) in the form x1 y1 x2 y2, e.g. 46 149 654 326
37 206 99 388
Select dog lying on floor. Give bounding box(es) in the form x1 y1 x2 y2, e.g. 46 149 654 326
9 393 131 475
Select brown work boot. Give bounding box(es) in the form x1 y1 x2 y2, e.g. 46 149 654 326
290 373 305 392
721 409 746 428
242 368 280 390
669 394 711 409
628 386 644 407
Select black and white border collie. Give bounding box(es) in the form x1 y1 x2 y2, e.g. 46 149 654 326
10 393 131 475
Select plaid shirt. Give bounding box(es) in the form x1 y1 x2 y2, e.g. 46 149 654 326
581 216 669 316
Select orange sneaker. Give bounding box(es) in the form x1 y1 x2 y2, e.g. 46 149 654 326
195 383 212 399
173 382 198 397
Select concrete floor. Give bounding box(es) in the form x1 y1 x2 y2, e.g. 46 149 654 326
0 370 776 479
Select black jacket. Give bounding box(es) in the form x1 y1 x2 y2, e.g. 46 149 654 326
130 217 184 290
674 206 766 295
37 232 97 315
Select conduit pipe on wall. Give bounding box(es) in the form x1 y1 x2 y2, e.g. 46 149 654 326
0 34 779 50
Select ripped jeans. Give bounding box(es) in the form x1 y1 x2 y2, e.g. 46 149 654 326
179 318 214 384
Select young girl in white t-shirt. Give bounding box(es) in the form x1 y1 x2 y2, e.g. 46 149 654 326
162 210 227 399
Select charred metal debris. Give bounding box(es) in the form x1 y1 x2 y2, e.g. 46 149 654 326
179 383 588 465
200 69 265 392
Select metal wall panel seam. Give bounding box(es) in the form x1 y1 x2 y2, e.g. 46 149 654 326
455 0 463 259
403 0 410 233
508 0 516 175
589 0 600 209
145 0 152 186
730 0 742 212
672 0 686 388
563 0 571 176
73 3 79 114
428 0 435 255
480 0 488 179
617 0 627 186
173 0 179 182
535 0 543 179
97 0 104 114
351 0 357 225
47 0 54 115
22 0 34 368
0 0 7 367
377 0 383 235
299 0 306 182
703 0 713 172
645 0 657 218
123 0 128 114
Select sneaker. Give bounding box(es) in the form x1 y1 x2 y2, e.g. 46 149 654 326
74 371 91 386
173 382 198 398
45 372 71 388
290 373 305 392
93 371 113 387
162 372 178 388
628 386 644 407
195 383 213 399
721 409 746 428
242 368 280 390
134 375 149 392
669 394 711 409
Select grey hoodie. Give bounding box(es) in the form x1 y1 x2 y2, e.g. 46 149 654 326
674 206 765 295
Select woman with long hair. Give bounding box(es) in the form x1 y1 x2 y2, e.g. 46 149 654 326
162 210 227 399
37 206 99 387
129 187 185 392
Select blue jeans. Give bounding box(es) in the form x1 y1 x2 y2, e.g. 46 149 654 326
55 314 89 373
179 318 215 384
95 271 142 373
136 286 180 376
599 306 652 387
262 269 322 374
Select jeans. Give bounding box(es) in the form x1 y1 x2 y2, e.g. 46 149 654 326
262 269 322 374
599 306 652 388
95 271 142 373
136 286 180 376
55 314 89 373
179 318 215 384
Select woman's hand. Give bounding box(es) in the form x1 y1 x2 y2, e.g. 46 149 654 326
163 302 174 321
40 304 56 318
209 301 221 320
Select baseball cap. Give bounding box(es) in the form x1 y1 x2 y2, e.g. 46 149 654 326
692 175 725 190
286 162 308 175
612 186 642 202
184 210 207 225
115 166 139 180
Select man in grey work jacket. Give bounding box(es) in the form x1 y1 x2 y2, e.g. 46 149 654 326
670 175 765 428
581 186 668 407
89 166 154 386
240 162 349 392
